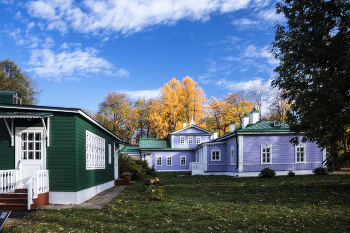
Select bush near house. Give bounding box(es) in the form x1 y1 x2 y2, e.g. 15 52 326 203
258 167 276 178
119 153 147 180
313 167 329 175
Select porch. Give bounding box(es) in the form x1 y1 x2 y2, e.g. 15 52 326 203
0 170 49 210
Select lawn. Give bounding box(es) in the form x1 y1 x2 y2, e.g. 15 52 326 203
3 172 350 232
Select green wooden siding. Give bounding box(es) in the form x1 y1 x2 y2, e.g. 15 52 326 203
75 115 114 191
0 107 118 193
46 113 77 192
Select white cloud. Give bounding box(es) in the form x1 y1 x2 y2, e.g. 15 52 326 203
27 47 129 81
243 44 278 66
216 77 270 91
231 18 259 28
26 0 253 35
257 7 285 23
26 22 35 32
123 89 160 100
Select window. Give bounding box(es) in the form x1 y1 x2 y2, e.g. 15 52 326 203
21 132 42 160
167 156 172 166
231 146 235 165
295 144 306 163
261 143 272 164
86 131 105 170
108 144 112 164
180 136 185 145
211 148 221 161
196 136 201 144
157 156 162 166
188 136 193 145
180 156 186 166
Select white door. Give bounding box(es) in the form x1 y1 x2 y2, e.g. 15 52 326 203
16 128 46 188
146 154 153 169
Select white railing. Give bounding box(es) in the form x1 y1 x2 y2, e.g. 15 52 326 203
0 170 15 193
190 162 207 174
26 170 49 210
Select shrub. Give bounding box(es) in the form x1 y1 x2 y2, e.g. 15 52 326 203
147 168 157 177
145 185 164 201
135 159 149 171
313 167 329 175
259 167 276 178
144 177 163 188
287 170 295 177
119 153 147 180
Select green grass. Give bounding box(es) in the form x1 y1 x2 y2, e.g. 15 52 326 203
4 173 350 232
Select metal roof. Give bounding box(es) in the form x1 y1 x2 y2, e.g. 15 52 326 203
0 112 53 118
139 138 171 149
121 146 140 152
169 124 212 135
0 104 122 142
238 120 290 132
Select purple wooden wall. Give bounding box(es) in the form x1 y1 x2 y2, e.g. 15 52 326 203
242 134 323 172
154 150 195 170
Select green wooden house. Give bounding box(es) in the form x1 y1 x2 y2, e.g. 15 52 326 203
0 91 123 209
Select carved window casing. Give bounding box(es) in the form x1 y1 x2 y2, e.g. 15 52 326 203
167 156 172 166
196 136 201 144
188 136 193 145
86 131 105 170
211 147 221 161
261 143 272 164
180 156 186 166
231 146 235 165
295 144 306 163
157 156 162 166
180 136 185 145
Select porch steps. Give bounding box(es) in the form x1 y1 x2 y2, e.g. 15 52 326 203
115 179 135 185
0 189 28 210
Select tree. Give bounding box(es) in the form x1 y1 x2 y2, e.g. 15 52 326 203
267 90 290 123
179 76 206 124
271 0 350 167
249 83 271 119
224 91 253 127
95 92 133 143
0 58 40 105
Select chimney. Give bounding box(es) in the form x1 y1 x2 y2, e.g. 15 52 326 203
183 120 187 128
250 108 259 124
213 130 218 139
242 114 249 129
229 121 235 132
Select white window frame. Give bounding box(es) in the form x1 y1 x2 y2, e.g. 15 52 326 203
261 143 272 165
86 130 105 170
231 146 235 165
108 144 112 164
157 156 162 166
211 147 221 161
196 136 201 144
295 144 306 163
166 156 172 166
188 136 193 145
180 136 185 145
180 156 186 166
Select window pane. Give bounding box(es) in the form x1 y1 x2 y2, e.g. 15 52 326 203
28 133 34 141
22 151 27 159
35 142 41 150
35 133 41 141
28 142 34 150
28 152 34 160
21 133 27 141
21 142 27 150
35 152 41 160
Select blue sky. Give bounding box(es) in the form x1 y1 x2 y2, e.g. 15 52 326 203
0 0 285 112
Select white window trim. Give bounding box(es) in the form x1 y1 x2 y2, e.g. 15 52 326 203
180 155 186 166
211 147 221 161
188 136 193 145
166 156 172 166
261 143 272 165
196 136 201 144
157 156 162 166
86 130 105 170
295 144 306 163
231 145 235 165
180 136 185 145
108 144 112 164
